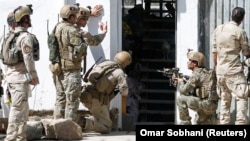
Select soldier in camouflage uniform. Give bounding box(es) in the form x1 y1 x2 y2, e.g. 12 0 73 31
50 4 82 122
79 51 131 134
173 51 218 125
75 6 107 73
75 6 107 49
4 5 40 141
211 7 250 125
51 4 107 122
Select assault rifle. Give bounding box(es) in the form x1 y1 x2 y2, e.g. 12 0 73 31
157 67 189 87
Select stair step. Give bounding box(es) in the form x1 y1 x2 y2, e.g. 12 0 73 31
140 99 175 104
144 29 175 32
136 121 174 125
144 18 175 22
140 78 169 83
139 67 159 72
141 89 176 93
142 38 166 42
140 59 175 64
139 109 175 115
140 58 170 63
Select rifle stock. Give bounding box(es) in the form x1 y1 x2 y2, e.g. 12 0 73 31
82 56 102 82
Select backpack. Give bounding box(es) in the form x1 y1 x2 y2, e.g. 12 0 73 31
87 60 121 92
47 24 60 63
0 31 24 65
197 69 217 99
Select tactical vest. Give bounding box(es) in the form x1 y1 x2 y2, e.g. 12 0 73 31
195 68 217 99
1 31 39 66
56 23 87 70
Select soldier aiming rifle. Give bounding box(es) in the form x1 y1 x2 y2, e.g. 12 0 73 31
157 67 189 87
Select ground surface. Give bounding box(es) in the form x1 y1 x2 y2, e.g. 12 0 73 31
0 131 136 141
1 110 136 141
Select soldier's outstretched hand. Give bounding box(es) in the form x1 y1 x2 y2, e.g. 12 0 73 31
99 21 107 34
30 77 39 85
91 5 103 17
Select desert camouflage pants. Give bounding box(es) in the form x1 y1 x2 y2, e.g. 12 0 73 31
217 73 248 125
177 95 218 125
53 73 65 119
53 70 81 122
4 83 30 141
79 85 112 134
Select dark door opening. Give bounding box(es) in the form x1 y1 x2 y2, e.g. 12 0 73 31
122 0 177 126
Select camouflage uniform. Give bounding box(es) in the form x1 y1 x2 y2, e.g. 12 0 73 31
53 4 107 121
79 60 128 134
53 22 106 121
4 26 39 141
177 68 218 125
75 26 106 47
52 21 83 122
212 20 250 124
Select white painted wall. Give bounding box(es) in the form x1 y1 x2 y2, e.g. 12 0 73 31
176 0 199 124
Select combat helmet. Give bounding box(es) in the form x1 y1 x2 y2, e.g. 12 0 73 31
187 51 205 67
60 4 79 19
114 51 132 69
7 12 15 25
14 5 33 22
76 7 90 21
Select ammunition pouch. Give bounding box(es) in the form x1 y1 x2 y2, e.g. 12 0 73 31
195 87 208 99
8 47 22 64
68 44 87 62
61 59 81 70
30 34 40 61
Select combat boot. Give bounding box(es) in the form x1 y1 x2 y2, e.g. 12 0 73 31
76 115 86 130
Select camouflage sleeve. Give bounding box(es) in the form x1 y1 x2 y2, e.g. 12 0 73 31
81 30 106 46
116 70 128 96
67 26 82 46
240 31 250 57
178 73 199 95
20 33 38 79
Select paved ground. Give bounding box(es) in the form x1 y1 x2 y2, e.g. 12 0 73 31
80 131 135 141
0 131 136 141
